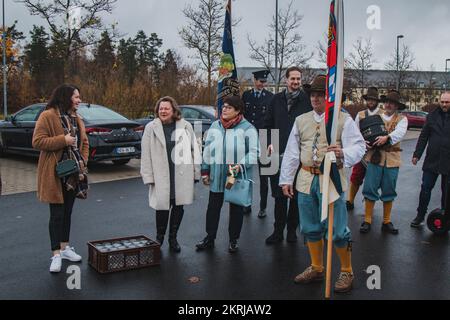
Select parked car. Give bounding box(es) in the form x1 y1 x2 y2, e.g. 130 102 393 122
0 103 143 165
135 105 216 134
400 111 428 129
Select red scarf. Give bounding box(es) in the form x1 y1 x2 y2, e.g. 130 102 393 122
220 114 243 129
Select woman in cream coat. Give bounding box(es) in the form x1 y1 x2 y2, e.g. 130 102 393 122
140 96 201 252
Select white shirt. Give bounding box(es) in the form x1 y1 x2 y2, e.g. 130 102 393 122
382 113 408 145
279 111 366 186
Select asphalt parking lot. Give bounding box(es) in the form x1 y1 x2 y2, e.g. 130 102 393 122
1 130 448 300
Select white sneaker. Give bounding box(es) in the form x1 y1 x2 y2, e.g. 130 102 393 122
60 246 82 262
49 254 62 273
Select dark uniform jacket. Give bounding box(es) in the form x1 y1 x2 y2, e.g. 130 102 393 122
242 88 274 130
413 107 450 175
264 89 312 154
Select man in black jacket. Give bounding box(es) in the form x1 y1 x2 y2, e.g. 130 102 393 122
411 92 450 227
264 66 313 244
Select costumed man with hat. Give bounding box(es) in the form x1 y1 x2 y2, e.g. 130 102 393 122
280 75 366 293
264 66 313 244
242 70 274 217
360 89 408 234
346 87 382 211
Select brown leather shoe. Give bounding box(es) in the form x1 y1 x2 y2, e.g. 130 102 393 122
334 272 354 293
294 266 324 284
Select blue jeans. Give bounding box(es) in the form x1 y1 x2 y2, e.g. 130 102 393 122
417 171 448 216
297 176 351 248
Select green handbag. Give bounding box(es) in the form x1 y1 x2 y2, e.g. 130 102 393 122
56 159 79 178
53 151 79 178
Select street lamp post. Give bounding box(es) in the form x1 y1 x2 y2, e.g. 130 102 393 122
274 0 279 93
2 0 6 119
396 35 404 91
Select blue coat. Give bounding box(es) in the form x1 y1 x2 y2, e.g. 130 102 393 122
201 118 259 193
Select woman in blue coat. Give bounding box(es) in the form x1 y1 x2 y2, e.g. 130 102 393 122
196 96 259 253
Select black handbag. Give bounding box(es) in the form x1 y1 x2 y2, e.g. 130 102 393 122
55 158 79 178
54 115 81 178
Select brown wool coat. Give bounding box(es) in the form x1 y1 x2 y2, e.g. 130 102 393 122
32 108 89 204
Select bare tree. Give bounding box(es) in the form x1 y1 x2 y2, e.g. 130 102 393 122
384 43 415 90
16 0 118 80
347 37 375 90
179 0 227 105
424 64 438 104
315 33 328 67
247 0 313 90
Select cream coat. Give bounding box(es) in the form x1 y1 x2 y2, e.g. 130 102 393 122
140 118 201 210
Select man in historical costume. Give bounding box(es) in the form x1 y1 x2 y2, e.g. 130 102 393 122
279 75 366 293
242 70 274 218
346 87 382 211
264 66 313 244
411 92 450 227
360 90 408 234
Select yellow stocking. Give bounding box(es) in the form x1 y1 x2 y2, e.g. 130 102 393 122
364 199 376 224
307 240 324 272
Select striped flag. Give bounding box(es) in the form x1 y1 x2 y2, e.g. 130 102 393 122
216 0 239 117
325 0 345 191
321 0 345 221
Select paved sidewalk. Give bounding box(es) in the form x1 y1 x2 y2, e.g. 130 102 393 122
0 130 422 196
0 158 141 196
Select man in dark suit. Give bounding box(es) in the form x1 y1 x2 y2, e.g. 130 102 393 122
411 92 450 227
242 70 274 218
264 66 313 244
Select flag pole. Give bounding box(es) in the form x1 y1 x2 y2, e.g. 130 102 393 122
323 0 345 299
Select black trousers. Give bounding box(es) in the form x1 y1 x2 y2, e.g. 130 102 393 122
156 199 184 238
49 187 76 251
258 162 270 210
205 192 244 241
417 171 448 217
269 171 299 234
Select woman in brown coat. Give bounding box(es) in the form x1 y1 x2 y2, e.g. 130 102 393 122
32 84 89 273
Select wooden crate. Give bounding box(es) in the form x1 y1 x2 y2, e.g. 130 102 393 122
87 235 160 273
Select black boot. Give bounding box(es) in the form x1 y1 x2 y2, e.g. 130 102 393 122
196 236 215 251
359 222 371 234
382 222 399 235
286 229 298 243
155 211 169 246
265 231 284 245
410 213 425 228
168 206 184 253
228 239 238 253
156 234 165 246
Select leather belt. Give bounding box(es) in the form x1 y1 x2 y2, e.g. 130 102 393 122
301 163 344 175
301 165 322 175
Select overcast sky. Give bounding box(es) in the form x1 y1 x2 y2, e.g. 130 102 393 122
7 0 450 71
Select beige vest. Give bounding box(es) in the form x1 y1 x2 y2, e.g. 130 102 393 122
364 112 404 168
295 111 349 195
